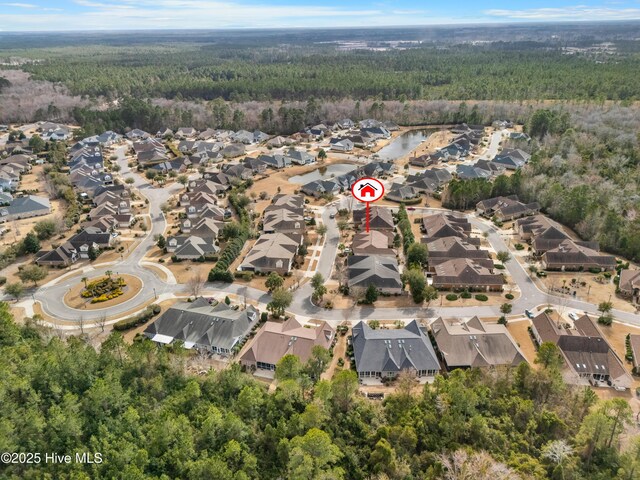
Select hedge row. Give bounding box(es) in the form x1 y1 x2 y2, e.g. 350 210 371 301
397 204 415 253
112 304 161 331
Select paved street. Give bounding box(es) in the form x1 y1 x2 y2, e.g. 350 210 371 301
7 144 639 330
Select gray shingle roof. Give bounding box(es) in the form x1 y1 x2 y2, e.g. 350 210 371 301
352 320 440 375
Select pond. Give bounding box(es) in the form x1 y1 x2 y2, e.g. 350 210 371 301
289 163 356 184
375 129 434 161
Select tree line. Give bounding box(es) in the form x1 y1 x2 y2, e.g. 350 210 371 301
0 305 638 479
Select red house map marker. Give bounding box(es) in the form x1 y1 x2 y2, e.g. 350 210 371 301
351 177 385 232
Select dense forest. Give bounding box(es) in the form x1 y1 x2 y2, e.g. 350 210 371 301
0 304 639 479
10 43 640 103
443 106 640 262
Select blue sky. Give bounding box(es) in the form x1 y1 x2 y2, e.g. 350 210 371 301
1 1 640 31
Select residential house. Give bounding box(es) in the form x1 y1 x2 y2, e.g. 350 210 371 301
424 236 491 270
351 320 440 380
456 164 492 180
0 195 50 223
492 148 531 170
239 233 303 274
126 129 151 140
476 196 540 222
347 255 403 294
329 138 355 152
258 154 290 169
432 258 503 291
221 143 246 158
531 312 632 389
421 213 472 240
167 235 219 260
353 206 394 231
240 318 335 371
618 270 640 304
301 179 341 198
431 316 526 370
352 230 395 256
35 243 79 267
386 184 420 203
176 127 198 139
144 298 258 355
243 157 268 174
286 149 315 165
542 240 616 271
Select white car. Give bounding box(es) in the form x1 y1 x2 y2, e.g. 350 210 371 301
568 312 579 321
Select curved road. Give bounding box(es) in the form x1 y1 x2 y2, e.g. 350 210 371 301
15 161 640 329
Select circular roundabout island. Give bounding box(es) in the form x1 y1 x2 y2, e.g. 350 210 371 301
63 273 143 311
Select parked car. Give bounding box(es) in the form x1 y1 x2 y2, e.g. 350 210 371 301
568 312 579 321
407 207 416 211
525 310 534 319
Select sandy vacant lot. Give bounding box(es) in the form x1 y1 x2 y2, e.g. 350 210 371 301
541 272 638 314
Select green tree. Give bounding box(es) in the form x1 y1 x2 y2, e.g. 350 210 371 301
156 234 166 249
317 149 327 162
402 268 428 303
267 288 292 318
88 245 99 261
316 224 327 236
407 242 429 268
34 219 57 240
500 303 513 314
275 354 303 382
145 169 158 182
21 232 41 254
125 177 135 185
497 250 511 264
5 281 24 300
265 272 284 292
305 346 331 381
287 428 343 480
29 134 46 153
177 174 189 186
331 370 358 412
17 265 47 286
535 342 564 370
364 284 378 304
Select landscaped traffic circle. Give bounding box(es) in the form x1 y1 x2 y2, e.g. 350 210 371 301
63 273 143 310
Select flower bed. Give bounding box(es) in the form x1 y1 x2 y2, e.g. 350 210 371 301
81 276 127 303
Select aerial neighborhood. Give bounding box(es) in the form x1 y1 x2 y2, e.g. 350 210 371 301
0 115 639 398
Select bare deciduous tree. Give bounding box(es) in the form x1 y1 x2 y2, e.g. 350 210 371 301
187 270 205 298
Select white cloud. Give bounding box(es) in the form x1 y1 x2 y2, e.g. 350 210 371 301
484 5 640 20
3 2 38 7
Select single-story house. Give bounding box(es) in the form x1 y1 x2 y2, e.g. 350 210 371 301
431 316 526 370
347 254 403 294
239 233 303 274
531 312 632 389
432 258 503 291
144 298 258 355
240 318 335 371
351 320 440 379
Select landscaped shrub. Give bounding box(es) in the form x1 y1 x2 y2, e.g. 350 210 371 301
112 305 161 331
475 294 489 301
514 243 525 250
82 276 126 303
460 290 472 299
505 293 514 300
446 294 458 301
494 264 505 270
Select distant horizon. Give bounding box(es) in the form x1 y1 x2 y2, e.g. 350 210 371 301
0 18 639 35
2 1 640 32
